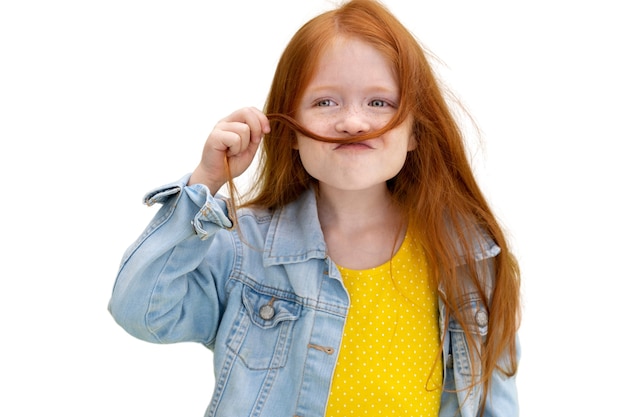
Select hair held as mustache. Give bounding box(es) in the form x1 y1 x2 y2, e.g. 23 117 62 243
266 113 403 144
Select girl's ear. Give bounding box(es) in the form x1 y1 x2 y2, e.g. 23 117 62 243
408 132 417 151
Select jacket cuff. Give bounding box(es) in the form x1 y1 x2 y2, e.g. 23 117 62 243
142 174 233 239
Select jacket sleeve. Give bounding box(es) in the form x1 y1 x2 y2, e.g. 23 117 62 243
483 334 521 417
441 235 521 417
108 174 235 346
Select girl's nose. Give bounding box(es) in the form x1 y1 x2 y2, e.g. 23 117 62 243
335 108 371 135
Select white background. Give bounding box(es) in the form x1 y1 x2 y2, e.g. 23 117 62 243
1 0 624 415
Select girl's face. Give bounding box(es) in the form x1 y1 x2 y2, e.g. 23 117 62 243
295 36 416 195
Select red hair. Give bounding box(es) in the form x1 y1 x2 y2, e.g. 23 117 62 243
243 0 520 412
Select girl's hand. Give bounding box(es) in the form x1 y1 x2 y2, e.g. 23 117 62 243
189 107 270 194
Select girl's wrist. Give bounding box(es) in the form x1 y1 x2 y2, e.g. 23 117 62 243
188 168 224 196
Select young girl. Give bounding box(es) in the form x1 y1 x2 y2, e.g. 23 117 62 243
109 1 521 416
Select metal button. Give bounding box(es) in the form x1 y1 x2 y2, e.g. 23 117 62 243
475 309 488 327
259 303 275 320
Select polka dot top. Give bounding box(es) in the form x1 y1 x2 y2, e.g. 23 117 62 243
325 233 443 416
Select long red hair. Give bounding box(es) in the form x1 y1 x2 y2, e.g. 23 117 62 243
243 0 520 412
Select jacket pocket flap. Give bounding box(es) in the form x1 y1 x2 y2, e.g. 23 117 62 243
242 286 301 329
448 292 489 336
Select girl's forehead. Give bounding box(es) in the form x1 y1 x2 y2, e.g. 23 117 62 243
305 37 399 90
317 37 391 68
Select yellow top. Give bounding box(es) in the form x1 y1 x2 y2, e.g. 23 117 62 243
325 233 442 416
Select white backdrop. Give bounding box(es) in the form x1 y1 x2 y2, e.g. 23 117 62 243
1 1 624 415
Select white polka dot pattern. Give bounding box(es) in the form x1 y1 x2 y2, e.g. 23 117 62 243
325 234 442 416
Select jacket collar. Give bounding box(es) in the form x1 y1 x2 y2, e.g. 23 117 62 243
263 189 328 267
260 189 500 269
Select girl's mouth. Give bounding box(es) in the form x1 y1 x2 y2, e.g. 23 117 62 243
334 141 373 150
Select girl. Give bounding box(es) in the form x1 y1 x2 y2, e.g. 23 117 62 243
109 0 521 416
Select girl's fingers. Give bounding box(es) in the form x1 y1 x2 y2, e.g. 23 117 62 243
221 107 270 145
189 107 269 191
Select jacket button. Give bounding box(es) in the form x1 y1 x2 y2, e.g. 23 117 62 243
259 304 276 320
475 309 488 327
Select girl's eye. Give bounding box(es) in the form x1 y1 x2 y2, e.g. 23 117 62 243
369 99 389 108
315 99 336 107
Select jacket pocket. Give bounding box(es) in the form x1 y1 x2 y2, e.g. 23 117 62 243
226 285 302 370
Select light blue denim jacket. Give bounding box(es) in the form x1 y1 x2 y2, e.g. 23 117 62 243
109 175 519 417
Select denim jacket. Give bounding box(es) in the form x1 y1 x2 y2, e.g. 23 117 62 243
109 175 519 417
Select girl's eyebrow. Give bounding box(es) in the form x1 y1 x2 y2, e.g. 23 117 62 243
304 84 399 96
